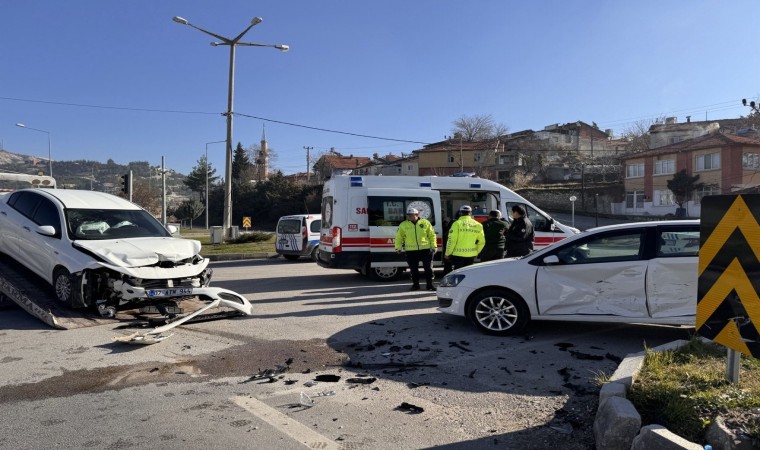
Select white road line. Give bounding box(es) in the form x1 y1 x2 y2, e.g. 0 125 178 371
232 396 341 450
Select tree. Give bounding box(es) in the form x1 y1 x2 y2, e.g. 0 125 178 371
451 114 508 142
184 155 219 199
620 116 665 154
231 142 252 185
667 169 703 216
129 179 160 217
173 199 205 228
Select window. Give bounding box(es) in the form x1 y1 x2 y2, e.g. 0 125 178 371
32 198 61 236
309 220 321 233
626 163 644 178
625 191 645 208
277 219 301 234
657 227 700 257
696 153 720 171
474 152 482 162
505 202 552 232
694 185 720 204
743 153 760 169
653 159 675 175
555 230 643 265
11 191 42 219
669 136 681 144
448 155 455 163
654 190 675 206
321 196 333 228
367 196 435 227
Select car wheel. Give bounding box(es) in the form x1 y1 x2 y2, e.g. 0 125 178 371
53 268 74 307
283 255 300 261
368 264 402 281
467 289 530 336
311 247 319 262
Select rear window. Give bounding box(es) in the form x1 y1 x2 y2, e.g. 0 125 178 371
310 220 321 233
367 196 436 227
277 219 302 234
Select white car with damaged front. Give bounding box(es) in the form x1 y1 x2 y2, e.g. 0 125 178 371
437 220 700 335
0 189 249 317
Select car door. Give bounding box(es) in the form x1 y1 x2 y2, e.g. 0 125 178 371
276 216 305 254
2 191 42 264
16 195 63 279
535 228 649 317
646 225 700 318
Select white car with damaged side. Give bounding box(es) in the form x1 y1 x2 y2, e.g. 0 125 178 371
0 189 251 319
437 220 700 335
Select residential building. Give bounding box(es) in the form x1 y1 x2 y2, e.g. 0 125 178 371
615 132 760 217
649 116 758 149
312 150 371 183
354 153 403 176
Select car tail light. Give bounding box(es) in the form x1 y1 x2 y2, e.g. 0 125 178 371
332 226 342 253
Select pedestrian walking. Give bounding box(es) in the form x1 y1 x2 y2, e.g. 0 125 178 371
505 204 534 257
395 207 437 291
479 210 508 262
444 205 485 271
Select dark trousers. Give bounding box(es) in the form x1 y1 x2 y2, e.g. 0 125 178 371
450 255 476 271
406 250 433 286
479 248 504 262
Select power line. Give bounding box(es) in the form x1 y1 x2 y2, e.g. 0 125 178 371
234 112 431 145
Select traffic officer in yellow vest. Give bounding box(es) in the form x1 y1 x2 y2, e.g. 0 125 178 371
395 206 437 291
444 205 485 271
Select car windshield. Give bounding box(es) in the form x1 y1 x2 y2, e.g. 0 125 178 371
66 208 171 240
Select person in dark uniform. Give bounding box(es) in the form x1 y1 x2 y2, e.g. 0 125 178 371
479 210 508 262
505 204 534 257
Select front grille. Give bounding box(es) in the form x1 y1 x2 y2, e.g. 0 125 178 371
438 298 453 308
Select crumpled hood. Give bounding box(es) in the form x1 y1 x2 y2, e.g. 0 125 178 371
73 237 202 268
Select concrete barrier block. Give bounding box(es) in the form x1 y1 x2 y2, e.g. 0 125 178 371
631 424 703 449
593 396 641 450
599 381 627 407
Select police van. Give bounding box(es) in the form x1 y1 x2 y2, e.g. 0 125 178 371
317 175 579 280
275 214 322 261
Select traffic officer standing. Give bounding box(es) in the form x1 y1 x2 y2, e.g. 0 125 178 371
444 205 485 270
505 204 535 257
395 207 437 291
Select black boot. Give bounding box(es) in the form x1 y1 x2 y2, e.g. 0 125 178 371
410 284 420 291
426 282 435 291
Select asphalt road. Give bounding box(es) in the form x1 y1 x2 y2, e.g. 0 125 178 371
0 258 693 450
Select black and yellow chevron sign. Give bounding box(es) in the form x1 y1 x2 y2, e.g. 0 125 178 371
698 194 760 358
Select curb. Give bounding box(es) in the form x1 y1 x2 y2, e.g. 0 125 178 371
204 253 279 262
596 339 750 449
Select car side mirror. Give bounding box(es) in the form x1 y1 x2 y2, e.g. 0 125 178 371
542 255 560 265
167 224 179 235
36 225 57 236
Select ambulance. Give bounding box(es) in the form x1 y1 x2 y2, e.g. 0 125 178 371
317 175 579 281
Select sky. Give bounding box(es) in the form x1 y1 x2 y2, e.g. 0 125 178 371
2 1 759 178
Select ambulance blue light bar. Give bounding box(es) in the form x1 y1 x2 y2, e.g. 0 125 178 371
350 176 363 187
470 183 482 188
419 182 432 187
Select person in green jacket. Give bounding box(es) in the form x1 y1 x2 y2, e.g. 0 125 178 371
395 206 437 291
479 210 508 262
444 205 485 270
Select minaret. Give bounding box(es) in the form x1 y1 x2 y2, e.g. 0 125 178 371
260 124 269 181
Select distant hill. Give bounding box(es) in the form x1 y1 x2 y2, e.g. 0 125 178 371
0 149 192 198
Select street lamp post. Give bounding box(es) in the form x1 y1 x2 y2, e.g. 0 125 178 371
16 123 52 179
173 15 289 240
205 140 225 229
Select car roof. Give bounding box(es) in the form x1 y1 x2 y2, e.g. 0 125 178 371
20 189 141 210
584 220 700 233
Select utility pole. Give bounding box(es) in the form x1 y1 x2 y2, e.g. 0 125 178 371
161 156 167 226
303 146 313 182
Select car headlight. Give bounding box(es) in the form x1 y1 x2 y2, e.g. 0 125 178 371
439 274 465 287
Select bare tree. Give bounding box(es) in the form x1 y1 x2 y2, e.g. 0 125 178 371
451 114 508 142
620 116 665 153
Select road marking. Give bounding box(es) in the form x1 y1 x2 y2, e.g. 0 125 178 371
232 396 340 450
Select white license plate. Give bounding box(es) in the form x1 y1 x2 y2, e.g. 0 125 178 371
147 288 193 298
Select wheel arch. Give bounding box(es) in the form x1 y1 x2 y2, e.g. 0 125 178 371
463 285 531 322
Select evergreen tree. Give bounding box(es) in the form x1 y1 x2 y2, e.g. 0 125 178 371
231 142 252 185
184 155 219 200
667 169 704 215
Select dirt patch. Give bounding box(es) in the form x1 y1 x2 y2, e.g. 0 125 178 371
0 337 347 403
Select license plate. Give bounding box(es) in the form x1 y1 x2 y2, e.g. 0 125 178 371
147 288 193 298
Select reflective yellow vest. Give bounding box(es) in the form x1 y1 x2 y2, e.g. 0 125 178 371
445 215 485 257
395 218 437 251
